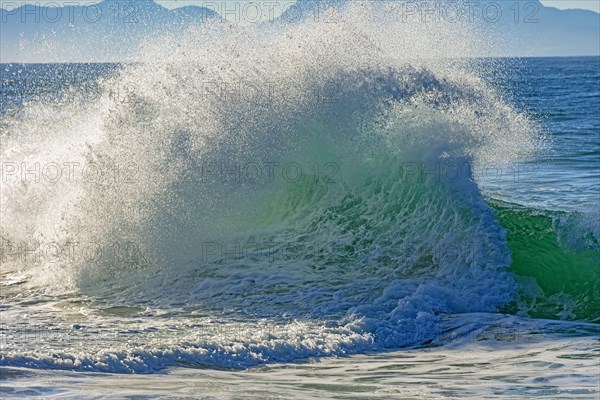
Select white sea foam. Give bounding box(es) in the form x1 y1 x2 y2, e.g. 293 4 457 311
0 1 546 372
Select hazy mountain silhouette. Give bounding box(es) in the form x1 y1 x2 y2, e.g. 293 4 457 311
1 0 598 62
0 0 219 62
484 1 600 56
282 0 600 57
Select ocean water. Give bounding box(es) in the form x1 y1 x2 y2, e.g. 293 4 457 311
1 3 599 399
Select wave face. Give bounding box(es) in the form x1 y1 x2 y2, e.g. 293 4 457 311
3 1 590 373
492 202 600 322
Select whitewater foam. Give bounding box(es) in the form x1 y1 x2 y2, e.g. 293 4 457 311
0 1 549 371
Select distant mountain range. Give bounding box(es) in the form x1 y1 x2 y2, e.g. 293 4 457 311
482 0 600 56
283 0 600 57
0 0 219 62
1 0 598 62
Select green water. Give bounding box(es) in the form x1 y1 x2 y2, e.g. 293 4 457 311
492 201 600 322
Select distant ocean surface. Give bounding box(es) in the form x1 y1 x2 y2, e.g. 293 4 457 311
1 36 598 400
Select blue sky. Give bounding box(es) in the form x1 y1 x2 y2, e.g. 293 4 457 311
540 1 600 13
2 1 599 14
541 1 600 13
159 1 600 13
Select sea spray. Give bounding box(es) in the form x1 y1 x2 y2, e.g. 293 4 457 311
0 1 549 372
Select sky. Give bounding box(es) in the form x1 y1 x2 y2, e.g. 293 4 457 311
539 0 600 13
157 1 600 14
1 1 599 14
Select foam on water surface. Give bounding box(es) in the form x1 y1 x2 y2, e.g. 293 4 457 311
0 0 597 375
